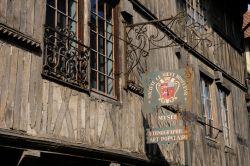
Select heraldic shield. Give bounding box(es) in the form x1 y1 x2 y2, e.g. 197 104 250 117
142 69 190 113
156 78 180 104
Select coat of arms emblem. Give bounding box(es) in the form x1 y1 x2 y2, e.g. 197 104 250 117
156 77 180 104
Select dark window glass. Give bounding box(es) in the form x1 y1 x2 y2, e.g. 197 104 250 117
90 0 115 96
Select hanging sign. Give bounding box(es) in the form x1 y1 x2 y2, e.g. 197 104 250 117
142 68 192 114
143 67 194 145
146 126 189 144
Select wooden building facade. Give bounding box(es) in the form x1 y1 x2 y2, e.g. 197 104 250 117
0 0 249 165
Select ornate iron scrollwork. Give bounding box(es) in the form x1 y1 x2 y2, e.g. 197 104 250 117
43 26 90 91
125 12 215 95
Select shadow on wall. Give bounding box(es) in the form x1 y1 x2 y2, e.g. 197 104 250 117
143 115 170 166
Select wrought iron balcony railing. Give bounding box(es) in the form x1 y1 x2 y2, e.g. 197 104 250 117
42 26 90 91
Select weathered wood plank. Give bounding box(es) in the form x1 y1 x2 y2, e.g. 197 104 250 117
122 99 129 149
97 102 106 138
99 108 108 144
67 91 77 140
0 0 7 23
130 96 135 150
28 55 38 129
13 49 22 130
6 0 14 28
19 0 27 34
34 0 46 42
34 57 43 133
53 88 71 136
19 50 31 132
89 99 95 143
5 46 18 129
104 111 115 147
26 0 35 36
84 96 90 143
109 106 119 148
0 43 10 128
46 81 54 135
20 51 31 131
94 100 99 143
117 104 123 148
40 79 49 134
50 84 62 135
12 0 21 30
77 94 85 140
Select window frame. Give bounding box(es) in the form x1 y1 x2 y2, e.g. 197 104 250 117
89 0 118 98
218 87 230 147
199 73 214 137
43 0 90 91
46 0 79 39
185 0 206 33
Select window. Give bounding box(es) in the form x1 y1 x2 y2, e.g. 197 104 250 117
43 0 89 90
46 0 78 35
186 0 206 33
218 88 230 146
90 0 116 97
200 76 213 137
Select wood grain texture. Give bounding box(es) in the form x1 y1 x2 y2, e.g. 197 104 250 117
6 0 14 28
19 0 27 34
0 0 7 23
13 49 22 130
0 1 248 166
12 0 21 30
0 43 10 128
26 0 35 36
33 0 45 42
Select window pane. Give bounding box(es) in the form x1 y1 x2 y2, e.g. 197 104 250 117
46 7 55 28
91 70 97 89
201 96 205 115
106 3 112 22
205 82 210 98
47 0 55 7
107 78 113 95
58 0 66 13
69 19 77 34
90 13 97 31
69 0 77 20
107 41 113 58
90 50 97 69
91 0 97 12
98 36 105 54
223 94 227 109
69 19 77 48
206 99 211 119
107 59 113 77
106 23 113 41
98 0 104 17
57 13 66 29
98 17 105 36
98 54 105 73
90 31 97 50
200 79 205 115
98 73 105 92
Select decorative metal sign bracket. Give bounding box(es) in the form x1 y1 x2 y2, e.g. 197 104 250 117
125 11 217 95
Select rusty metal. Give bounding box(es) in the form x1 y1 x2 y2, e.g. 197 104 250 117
42 25 90 91
125 12 215 93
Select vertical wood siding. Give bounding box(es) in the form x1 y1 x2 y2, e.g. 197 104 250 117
0 0 249 166
0 0 45 43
